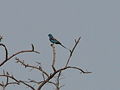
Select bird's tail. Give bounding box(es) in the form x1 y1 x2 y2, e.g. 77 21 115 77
60 44 71 51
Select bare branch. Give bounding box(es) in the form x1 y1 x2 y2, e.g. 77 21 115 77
51 44 56 72
0 35 3 41
19 80 35 90
65 37 81 67
55 71 61 90
37 65 90 90
0 44 40 67
15 58 49 78
8 44 40 60
0 44 8 60
64 66 92 74
0 73 35 90
28 79 40 84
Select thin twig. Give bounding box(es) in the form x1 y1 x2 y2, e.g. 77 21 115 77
55 71 61 90
0 44 40 67
0 44 8 60
65 37 81 67
15 58 49 77
0 73 35 90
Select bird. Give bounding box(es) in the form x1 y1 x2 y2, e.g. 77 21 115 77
48 34 70 51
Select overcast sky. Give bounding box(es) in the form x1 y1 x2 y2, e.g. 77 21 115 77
0 0 120 90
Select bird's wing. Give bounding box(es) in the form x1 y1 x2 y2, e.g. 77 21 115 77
50 37 61 44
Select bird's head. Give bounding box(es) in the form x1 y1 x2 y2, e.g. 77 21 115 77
48 34 53 38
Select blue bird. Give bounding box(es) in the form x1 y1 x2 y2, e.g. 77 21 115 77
48 34 70 50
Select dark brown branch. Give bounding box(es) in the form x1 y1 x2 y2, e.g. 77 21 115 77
28 79 40 84
47 72 62 90
65 37 81 67
15 58 49 78
0 44 8 60
19 80 35 90
0 44 40 67
8 45 40 60
64 66 92 73
0 35 3 41
37 65 90 90
30 80 60 88
5 82 19 86
47 81 63 90
0 75 19 82
0 74 35 90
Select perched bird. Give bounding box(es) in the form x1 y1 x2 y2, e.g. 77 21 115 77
48 34 70 50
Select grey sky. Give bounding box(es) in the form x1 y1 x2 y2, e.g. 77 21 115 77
0 0 120 90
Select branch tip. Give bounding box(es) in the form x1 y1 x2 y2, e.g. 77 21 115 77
31 44 34 51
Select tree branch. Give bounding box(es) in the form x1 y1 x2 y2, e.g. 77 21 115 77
0 44 8 60
65 37 81 67
0 44 40 67
51 44 56 72
15 58 49 78
0 72 35 90
37 65 90 90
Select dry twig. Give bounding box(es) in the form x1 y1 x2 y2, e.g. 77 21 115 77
0 71 35 90
0 44 39 67
65 37 81 67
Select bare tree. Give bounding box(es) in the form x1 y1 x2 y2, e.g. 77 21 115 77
0 36 91 90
